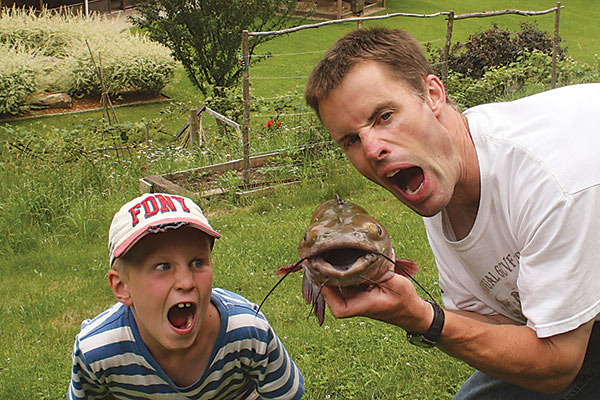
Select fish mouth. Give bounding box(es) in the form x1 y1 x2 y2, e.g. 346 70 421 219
386 166 424 196
167 302 197 333
319 248 370 268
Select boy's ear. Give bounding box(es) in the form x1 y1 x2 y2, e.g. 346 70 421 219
424 74 446 116
108 269 133 306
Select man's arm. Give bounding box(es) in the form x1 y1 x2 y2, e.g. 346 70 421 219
321 274 595 394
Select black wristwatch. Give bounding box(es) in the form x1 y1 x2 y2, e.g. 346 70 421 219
406 300 445 348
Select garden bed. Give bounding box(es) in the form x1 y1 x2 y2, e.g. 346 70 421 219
139 147 324 199
0 91 171 122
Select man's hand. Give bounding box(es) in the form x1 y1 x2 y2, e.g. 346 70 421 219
320 273 435 334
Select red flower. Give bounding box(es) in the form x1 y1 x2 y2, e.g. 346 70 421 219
141 166 147 170
264 120 274 128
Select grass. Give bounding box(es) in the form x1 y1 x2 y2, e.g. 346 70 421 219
1 0 599 398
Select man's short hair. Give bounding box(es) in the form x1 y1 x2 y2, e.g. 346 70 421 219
305 27 434 118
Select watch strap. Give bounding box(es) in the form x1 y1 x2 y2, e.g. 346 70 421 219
406 300 445 348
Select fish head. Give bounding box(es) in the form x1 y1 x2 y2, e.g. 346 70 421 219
298 196 395 286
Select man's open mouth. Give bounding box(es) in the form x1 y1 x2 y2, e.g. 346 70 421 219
167 302 196 331
387 167 424 195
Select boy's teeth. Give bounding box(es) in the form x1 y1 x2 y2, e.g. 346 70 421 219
177 303 192 308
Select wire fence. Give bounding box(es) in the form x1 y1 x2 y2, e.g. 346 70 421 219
236 3 562 183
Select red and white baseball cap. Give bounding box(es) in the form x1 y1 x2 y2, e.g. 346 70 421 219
108 193 221 266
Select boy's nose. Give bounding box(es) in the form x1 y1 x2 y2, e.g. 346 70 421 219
174 268 195 290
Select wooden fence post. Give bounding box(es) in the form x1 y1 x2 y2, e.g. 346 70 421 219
241 30 251 185
145 123 150 146
337 0 342 19
189 108 198 147
551 2 561 89
442 10 454 85
198 112 204 146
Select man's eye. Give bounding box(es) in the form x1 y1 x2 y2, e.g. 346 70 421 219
345 135 360 148
155 263 170 271
191 259 204 268
380 112 392 121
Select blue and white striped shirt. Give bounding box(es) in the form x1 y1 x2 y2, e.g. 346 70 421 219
68 288 304 399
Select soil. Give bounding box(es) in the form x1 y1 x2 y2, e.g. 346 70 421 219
0 91 170 122
296 0 383 17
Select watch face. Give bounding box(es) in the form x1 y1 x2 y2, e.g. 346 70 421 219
407 333 436 348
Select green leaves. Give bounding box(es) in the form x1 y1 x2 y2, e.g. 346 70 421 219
131 0 300 97
0 9 176 115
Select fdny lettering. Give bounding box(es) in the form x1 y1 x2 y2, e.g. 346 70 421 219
479 252 521 291
128 194 191 226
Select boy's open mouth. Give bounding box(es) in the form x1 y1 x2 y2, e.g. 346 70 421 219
167 302 196 330
388 166 424 195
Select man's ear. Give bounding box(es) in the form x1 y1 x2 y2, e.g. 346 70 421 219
424 74 447 116
108 269 133 306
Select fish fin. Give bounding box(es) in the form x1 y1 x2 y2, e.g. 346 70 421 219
277 263 303 276
394 258 419 277
314 292 326 326
302 275 326 326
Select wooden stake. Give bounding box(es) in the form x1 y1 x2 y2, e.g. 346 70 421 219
242 30 251 185
442 10 454 85
189 108 198 147
551 2 561 89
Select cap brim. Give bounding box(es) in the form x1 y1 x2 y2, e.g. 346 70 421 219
112 218 221 262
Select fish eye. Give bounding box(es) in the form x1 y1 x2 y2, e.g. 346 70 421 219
376 225 383 236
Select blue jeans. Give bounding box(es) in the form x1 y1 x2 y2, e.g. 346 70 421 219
453 323 600 400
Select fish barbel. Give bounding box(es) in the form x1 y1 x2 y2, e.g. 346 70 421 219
275 194 419 325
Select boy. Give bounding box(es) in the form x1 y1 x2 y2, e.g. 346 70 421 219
68 193 304 399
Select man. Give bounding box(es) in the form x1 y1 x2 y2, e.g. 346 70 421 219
305 27 600 399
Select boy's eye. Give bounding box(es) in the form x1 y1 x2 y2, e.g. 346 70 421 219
191 259 204 268
155 263 170 271
380 111 392 122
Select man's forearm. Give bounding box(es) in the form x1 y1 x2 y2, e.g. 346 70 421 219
437 310 594 393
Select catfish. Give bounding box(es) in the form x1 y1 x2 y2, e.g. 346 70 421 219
261 195 419 326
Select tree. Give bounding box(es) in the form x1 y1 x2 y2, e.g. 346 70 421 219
131 0 299 99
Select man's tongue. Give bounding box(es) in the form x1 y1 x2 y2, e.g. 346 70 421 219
168 304 193 329
395 167 424 194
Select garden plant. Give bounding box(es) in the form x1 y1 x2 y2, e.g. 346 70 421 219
1 0 599 398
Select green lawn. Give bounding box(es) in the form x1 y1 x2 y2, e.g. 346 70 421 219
1 1 599 398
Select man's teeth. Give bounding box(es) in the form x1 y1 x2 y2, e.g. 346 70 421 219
386 169 400 178
177 303 192 308
402 181 424 195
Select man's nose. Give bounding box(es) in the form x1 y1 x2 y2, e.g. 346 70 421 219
360 129 389 161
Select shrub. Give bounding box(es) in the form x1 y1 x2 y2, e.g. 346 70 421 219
0 7 73 56
429 22 565 79
446 50 600 109
0 45 37 115
0 7 176 113
65 34 176 97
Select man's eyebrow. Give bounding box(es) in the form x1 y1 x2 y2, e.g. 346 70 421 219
368 102 394 123
335 102 396 145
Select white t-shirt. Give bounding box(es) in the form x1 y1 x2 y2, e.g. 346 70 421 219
424 83 600 338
